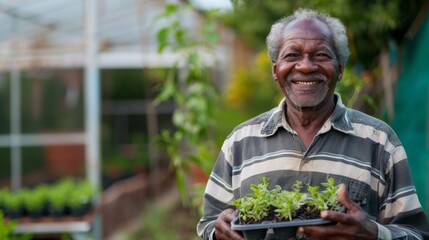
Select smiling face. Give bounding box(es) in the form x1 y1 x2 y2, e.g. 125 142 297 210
272 18 344 109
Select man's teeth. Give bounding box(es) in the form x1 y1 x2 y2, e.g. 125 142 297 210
296 81 318 85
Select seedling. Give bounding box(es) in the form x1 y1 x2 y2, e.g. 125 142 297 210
267 181 305 221
307 177 342 212
233 177 342 224
232 177 273 223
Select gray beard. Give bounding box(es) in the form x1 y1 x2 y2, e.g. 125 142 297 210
285 85 329 108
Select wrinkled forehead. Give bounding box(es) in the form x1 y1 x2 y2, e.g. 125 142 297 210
282 18 334 43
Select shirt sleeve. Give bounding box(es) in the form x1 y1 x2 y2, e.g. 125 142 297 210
197 143 235 240
377 145 429 239
373 221 392 240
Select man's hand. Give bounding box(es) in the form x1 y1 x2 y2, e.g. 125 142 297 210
298 185 378 240
214 208 245 240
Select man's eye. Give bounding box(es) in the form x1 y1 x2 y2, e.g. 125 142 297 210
315 53 331 59
284 53 300 60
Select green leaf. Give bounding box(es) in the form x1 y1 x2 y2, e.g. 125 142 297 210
155 78 176 102
156 27 170 53
165 3 178 16
175 170 188 206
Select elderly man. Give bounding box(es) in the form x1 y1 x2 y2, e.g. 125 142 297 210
197 8 429 240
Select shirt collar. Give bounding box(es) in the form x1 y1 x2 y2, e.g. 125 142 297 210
260 93 355 137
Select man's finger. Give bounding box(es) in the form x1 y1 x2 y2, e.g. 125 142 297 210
321 209 355 225
222 208 236 222
337 184 359 212
214 208 244 240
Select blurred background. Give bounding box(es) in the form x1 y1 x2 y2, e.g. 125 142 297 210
0 0 428 239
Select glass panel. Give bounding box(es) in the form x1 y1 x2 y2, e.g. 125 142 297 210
21 145 85 186
21 146 48 187
100 68 174 189
20 68 84 133
0 147 11 188
0 71 10 134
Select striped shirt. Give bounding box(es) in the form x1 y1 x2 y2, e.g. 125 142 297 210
197 93 429 240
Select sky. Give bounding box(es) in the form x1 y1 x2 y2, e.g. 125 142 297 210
189 0 233 10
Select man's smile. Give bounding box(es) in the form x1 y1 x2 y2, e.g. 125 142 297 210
293 81 321 85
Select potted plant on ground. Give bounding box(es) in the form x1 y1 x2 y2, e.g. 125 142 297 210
232 177 343 240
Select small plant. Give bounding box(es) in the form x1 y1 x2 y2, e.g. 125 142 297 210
233 177 342 224
68 180 94 208
47 179 75 216
68 180 95 216
307 177 342 212
3 193 21 212
272 181 308 221
22 185 48 215
2 191 24 218
47 192 66 215
233 177 273 223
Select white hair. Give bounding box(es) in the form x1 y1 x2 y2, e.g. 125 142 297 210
266 8 350 65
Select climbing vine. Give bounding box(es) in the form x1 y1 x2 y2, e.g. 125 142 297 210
154 3 220 207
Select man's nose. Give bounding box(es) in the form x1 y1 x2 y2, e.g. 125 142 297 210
295 56 318 73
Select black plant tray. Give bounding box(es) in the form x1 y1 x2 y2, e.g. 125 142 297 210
231 211 333 240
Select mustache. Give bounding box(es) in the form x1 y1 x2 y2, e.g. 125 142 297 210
286 73 328 82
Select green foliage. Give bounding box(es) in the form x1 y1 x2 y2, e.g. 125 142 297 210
233 177 342 223
46 178 96 211
0 211 15 239
1 179 95 218
48 179 75 211
153 3 221 206
215 50 281 146
307 178 342 211
22 185 48 211
272 181 308 221
335 68 379 118
0 211 32 240
67 180 95 209
1 188 41 214
223 51 280 115
232 177 273 222
335 67 367 108
2 191 23 212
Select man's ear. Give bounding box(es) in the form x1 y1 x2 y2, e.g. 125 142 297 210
272 61 278 81
338 63 344 81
